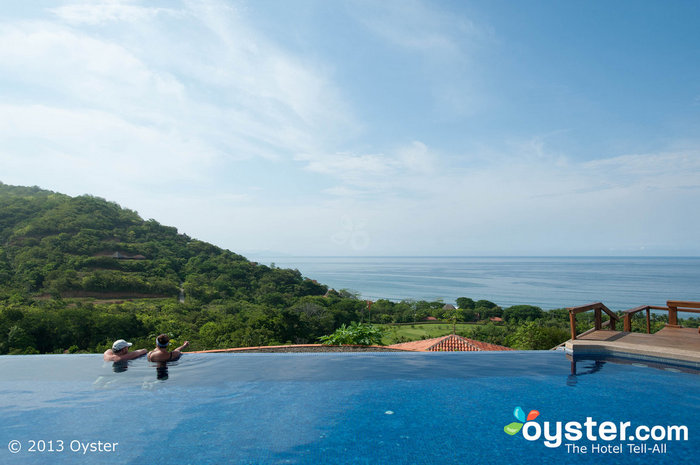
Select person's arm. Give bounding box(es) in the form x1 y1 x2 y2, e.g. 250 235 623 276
172 341 190 357
122 349 148 361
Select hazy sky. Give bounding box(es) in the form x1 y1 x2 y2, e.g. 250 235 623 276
1 0 699 256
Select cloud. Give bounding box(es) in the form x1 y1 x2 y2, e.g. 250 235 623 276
50 0 176 25
354 0 479 57
292 144 699 254
582 152 700 190
0 104 217 191
297 152 394 180
0 21 186 122
425 149 700 247
396 141 437 173
0 0 359 190
295 141 439 196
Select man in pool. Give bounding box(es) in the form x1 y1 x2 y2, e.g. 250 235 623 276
103 339 148 362
147 334 189 362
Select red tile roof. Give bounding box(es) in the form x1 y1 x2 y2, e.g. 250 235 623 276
388 334 514 352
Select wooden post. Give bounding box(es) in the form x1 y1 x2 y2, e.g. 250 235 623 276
610 314 616 331
668 303 678 327
624 314 631 332
569 310 577 340
594 308 602 330
646 308 650 334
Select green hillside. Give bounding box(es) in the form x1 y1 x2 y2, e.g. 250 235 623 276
0 182 365 354
0 182 325 303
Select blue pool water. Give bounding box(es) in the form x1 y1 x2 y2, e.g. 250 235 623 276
1 352 698 464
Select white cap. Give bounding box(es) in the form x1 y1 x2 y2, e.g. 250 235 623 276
112 339 133 351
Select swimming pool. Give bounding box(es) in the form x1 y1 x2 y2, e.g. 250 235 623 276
1 352 698 464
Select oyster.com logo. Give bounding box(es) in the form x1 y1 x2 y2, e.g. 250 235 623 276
504 406 540 436
503 405 688 455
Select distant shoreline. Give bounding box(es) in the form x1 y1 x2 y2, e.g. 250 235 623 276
246 255 700 259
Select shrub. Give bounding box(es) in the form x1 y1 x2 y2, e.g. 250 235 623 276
319 322 385 346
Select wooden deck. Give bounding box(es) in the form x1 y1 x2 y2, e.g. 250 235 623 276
565 327 700 368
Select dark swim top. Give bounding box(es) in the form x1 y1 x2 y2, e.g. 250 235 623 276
148 351 175 362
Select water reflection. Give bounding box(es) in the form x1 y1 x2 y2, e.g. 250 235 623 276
156 362 169 380
110 358 176 381
566 353 699 378
566 358 606 386
112 360 129 373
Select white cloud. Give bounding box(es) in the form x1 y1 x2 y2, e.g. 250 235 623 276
282 146 700 255
297 152 394 180
51 0 176 25
0 22 185 114
0 0 360 194
355 0 479 57
0 104 216 188
296 141 440 196
582 152 700 189
396 141 437 174
321 186 368 198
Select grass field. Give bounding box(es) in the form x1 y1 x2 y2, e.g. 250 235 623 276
379 323 485 345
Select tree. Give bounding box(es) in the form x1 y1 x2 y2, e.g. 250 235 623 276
502 305 544 323
7 325 35 353
506 321 569 350
456 297 475 309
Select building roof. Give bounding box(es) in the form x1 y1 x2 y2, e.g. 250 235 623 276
388 334 514 352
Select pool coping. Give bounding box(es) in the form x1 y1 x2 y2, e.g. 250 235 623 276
564 339 700 370
189 344 408 353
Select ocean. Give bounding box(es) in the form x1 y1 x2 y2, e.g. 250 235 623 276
247 256 700 311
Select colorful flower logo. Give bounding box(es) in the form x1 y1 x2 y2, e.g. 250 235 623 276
504 406 540 435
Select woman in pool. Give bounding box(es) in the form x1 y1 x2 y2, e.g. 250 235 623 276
147 334 190 362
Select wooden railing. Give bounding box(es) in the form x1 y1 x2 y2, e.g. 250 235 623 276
667 300 700 326
567 302 619 340
623 300 700 333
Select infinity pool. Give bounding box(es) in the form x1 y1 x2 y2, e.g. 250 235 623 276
1 352 698 464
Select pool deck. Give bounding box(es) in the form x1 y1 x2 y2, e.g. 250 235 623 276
565 326 700 368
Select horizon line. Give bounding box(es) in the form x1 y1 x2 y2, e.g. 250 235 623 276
241 254 700 259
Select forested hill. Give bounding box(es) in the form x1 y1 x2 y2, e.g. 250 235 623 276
0 182 326 303
1 182 377 354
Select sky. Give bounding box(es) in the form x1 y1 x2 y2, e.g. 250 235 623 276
1 0 699 257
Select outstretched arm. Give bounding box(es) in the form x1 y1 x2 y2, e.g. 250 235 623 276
173 341 190 355
122 348 148 361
